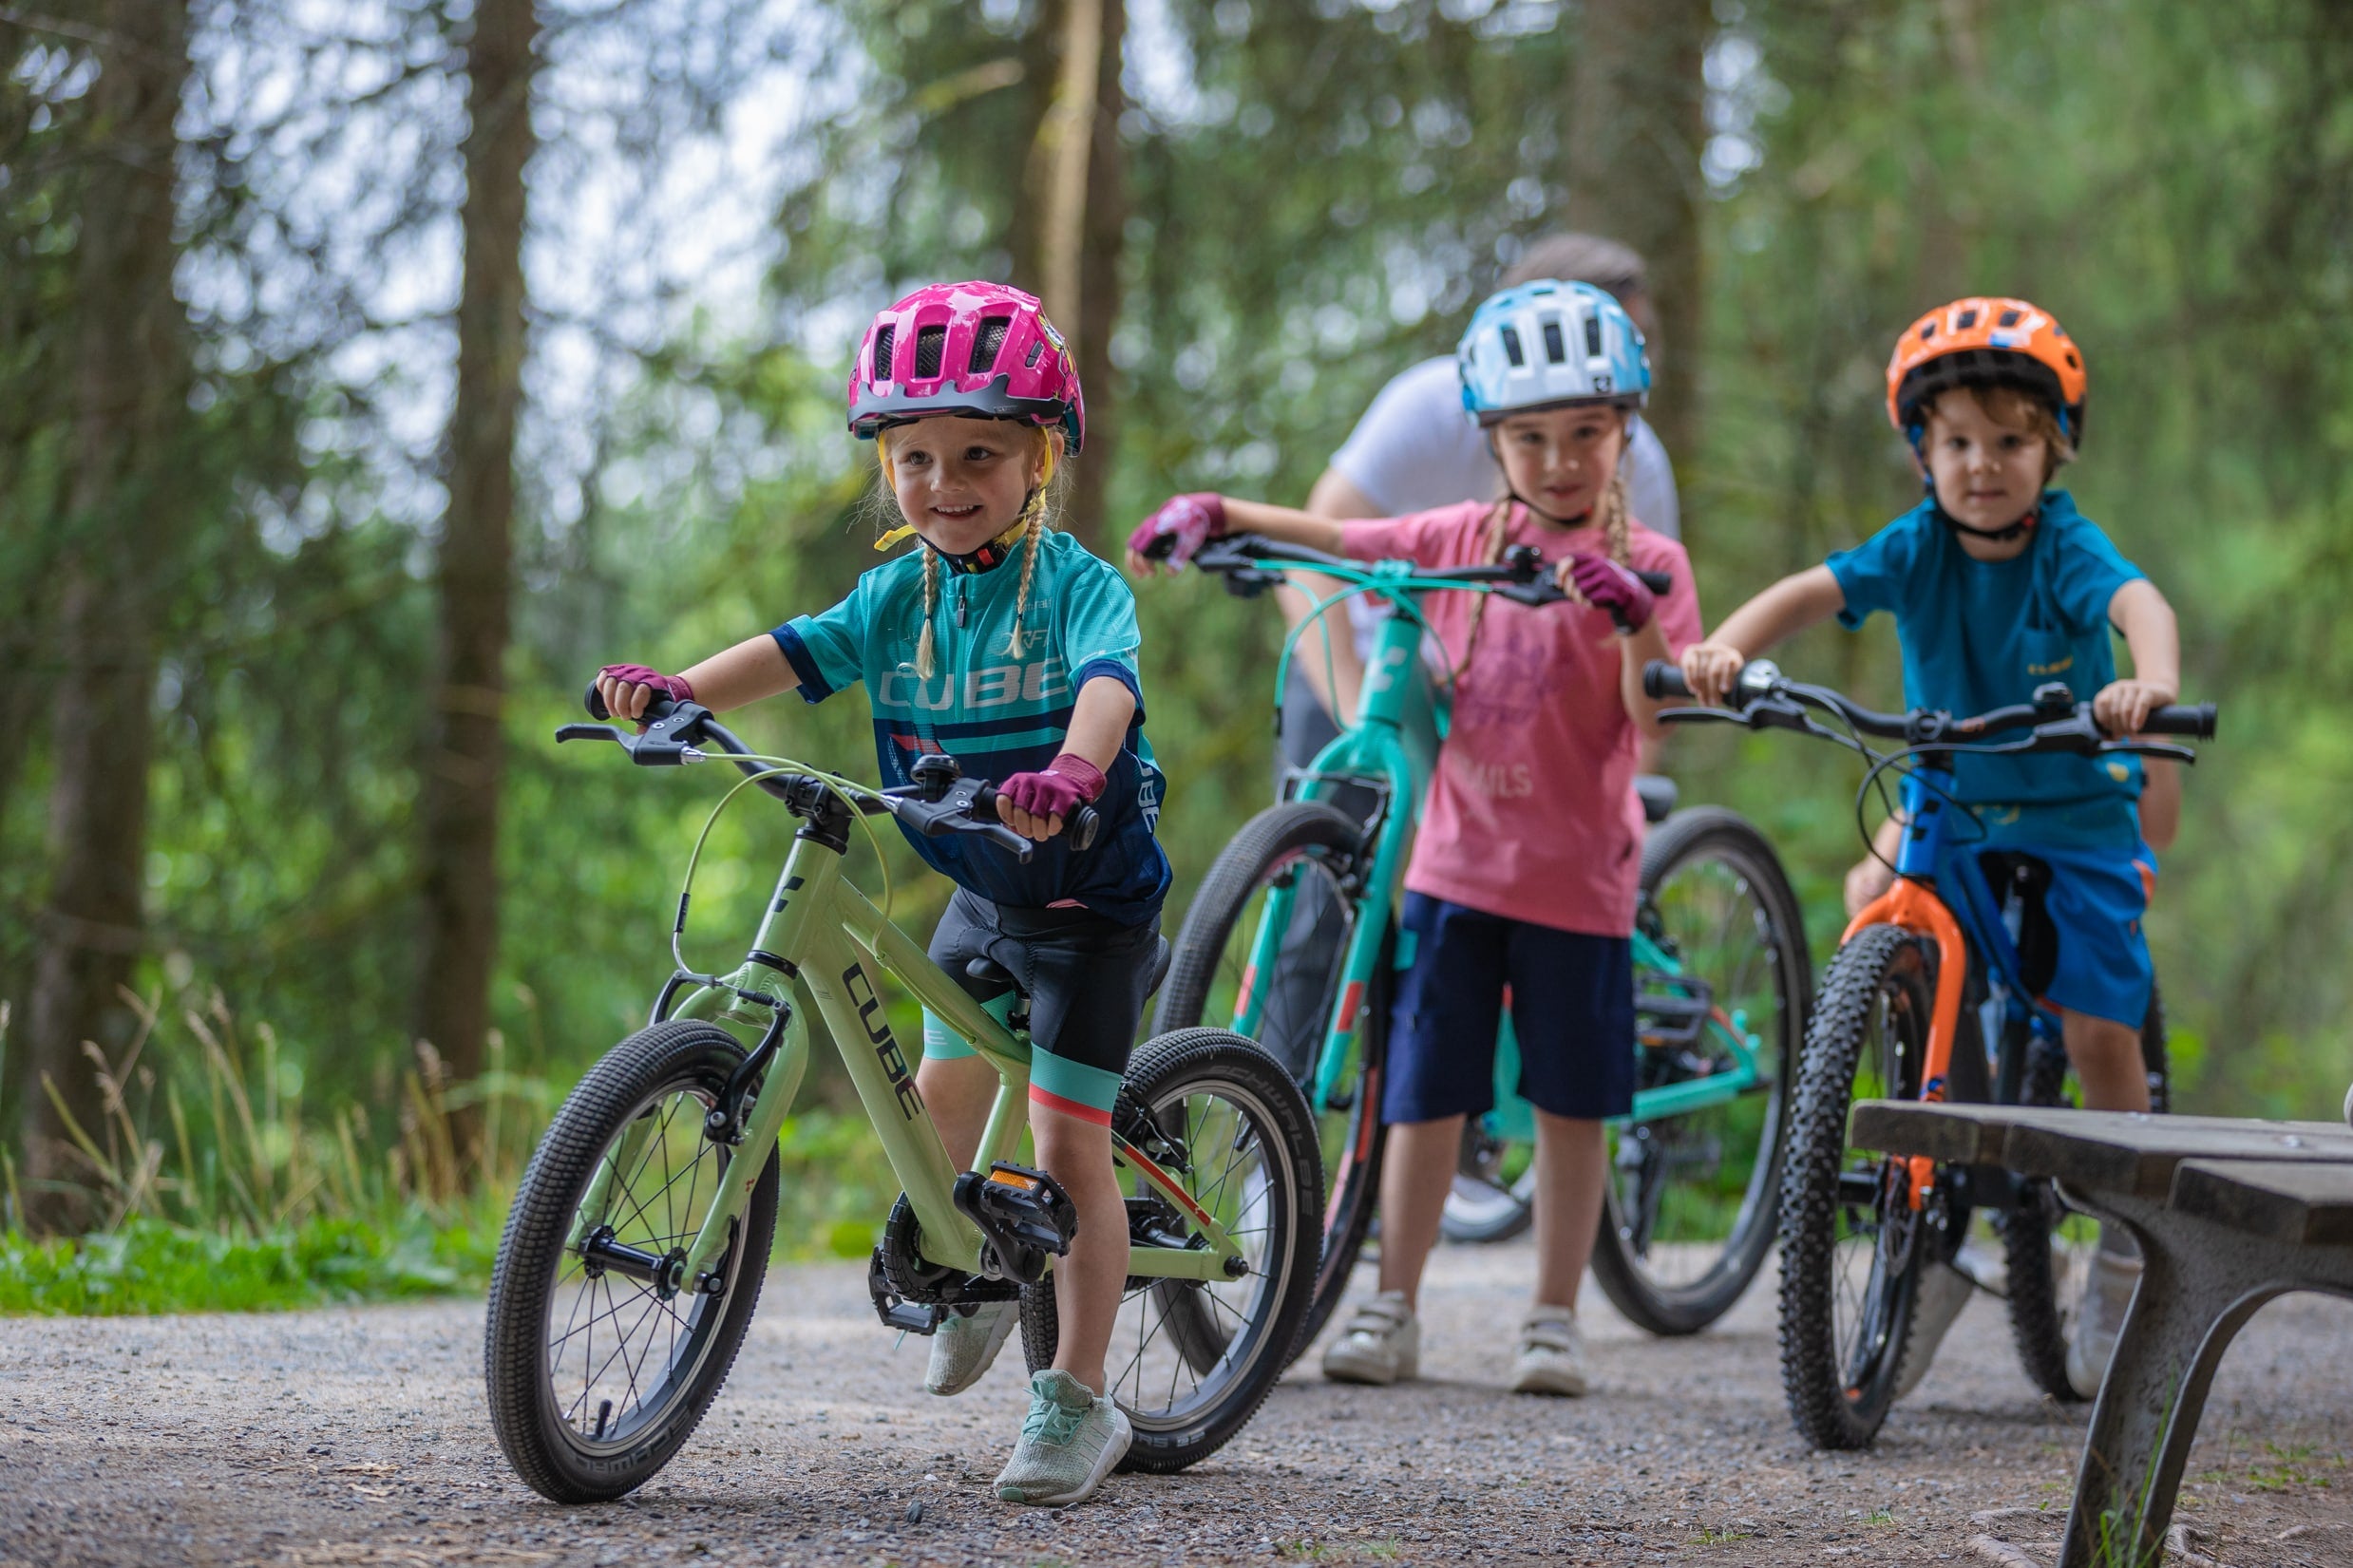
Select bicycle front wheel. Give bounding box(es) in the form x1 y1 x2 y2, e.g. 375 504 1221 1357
1154 800 1386 1357
1591 806 1810 1335
1778 924 1932 1450
1019 1029 1322 1471
484 1020 779 1502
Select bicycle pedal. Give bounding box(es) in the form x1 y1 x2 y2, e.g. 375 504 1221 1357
868 1247 947 1334
953 1162 1079 1284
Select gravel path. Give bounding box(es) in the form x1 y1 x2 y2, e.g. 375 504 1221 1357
4 1237 2348 1567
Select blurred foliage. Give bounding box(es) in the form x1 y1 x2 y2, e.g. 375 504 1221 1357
5 0 2352 1250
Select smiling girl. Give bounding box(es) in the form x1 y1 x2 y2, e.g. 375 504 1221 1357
597 282 1168 1506
1128 280 1703 1396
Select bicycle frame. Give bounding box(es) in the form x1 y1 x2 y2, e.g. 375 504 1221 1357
571 811 1245 1295
1843 761 2065 1207
1228 566 1766 1130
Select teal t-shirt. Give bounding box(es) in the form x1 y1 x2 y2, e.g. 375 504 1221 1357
771 530 1170 924
1826 490 2146 845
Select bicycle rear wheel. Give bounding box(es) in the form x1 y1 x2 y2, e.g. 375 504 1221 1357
484 1020 779 1502
1019 1029 1322 1471
2000 981 2172 1401
1590 807 1809 1334
1778 924 1932 1450
1154 800 1386 1357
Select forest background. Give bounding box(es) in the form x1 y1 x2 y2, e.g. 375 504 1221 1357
4 0 2350 1303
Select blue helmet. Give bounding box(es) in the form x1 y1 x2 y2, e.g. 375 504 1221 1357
1457 279 1650 425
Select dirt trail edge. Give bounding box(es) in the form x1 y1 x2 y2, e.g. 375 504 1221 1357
4 1238 2347 1567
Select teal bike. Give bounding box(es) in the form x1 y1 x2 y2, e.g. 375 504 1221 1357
1151 533 1812 1346
484 691 1322 1502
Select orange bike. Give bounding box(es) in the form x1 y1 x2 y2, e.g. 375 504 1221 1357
1643 659 2212 1449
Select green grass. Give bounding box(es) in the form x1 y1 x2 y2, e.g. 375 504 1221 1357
0 1212 502 1314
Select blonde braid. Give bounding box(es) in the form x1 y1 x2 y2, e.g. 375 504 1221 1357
917 546 940 680
1600 460 1632 565
1003 428 1059 654
1452 499 1516 685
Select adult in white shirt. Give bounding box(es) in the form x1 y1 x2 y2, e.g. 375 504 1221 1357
1277 233 1681 753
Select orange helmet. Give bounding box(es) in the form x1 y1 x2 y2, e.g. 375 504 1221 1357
1885 296 2087 447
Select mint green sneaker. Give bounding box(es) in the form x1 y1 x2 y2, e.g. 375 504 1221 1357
925 1298 1018 1397
994 1369 1132 1506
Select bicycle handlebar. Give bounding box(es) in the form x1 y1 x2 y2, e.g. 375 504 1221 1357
564 684 1094 861
1640 659 2217 750
1186 532 1671 623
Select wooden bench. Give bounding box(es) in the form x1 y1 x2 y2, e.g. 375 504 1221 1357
1848 1102 2353 1568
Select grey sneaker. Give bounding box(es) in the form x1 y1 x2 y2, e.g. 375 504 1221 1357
1509 1306 1589 1396
995 1369 1132 1506
925 1298 1018 1397
1893 1259 1976 1400
1320 1290 1419 1386
2066 1249 2144 1399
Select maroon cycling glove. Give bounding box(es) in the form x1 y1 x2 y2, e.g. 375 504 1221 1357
1126 493 1226 572
997 754 1107 822
598 663 696 708
1562 553 1656 633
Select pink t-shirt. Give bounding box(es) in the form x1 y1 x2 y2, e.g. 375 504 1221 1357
1340 501 1704 936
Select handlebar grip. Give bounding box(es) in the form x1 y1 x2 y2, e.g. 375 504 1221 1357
585 679 679 727
970 784 1101 850
1634 568 1672 595
1642 660 1693 700
2140 703 2216 739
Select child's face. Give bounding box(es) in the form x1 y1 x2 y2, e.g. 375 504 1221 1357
1490 405 1627 524
1921 388 2049 554
884 416 1051 555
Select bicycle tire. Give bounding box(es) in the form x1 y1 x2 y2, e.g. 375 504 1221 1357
1589 806 1811 1335
2000 980 2171 1402
1018 1029 1323 1472
484 1020 780 1502
1153 800 1387 1358
1778 924 1933 1450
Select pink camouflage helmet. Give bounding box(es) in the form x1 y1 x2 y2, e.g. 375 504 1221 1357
847 281 1085 452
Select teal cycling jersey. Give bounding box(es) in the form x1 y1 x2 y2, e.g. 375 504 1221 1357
1829 489 2147 844
771 530 1170 924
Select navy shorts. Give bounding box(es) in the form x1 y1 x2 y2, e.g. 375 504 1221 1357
1382 893 1636 1125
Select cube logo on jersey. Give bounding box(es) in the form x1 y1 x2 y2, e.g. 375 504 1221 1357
876 653 1071 712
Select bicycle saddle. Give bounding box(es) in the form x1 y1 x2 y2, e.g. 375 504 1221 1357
1636 774 1679 824
964 936 1173 1000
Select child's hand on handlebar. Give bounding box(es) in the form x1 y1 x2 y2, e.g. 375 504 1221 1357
1679 641 1748 707
1557 552 1656 633
597 664 695 725
995 755 1105 842
1125 493 1226 576
2093 677 2178 737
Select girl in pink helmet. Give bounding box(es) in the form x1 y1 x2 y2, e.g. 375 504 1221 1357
597 282 1167 1506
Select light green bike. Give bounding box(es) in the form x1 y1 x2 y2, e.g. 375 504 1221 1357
484 692 1323 1502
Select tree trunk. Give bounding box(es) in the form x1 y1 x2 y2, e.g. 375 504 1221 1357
1027 0 1128 543
415 0 539 1170
1566 0 1709 468
16 0 193 1231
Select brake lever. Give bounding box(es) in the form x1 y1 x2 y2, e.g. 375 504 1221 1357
2101 739 2199 765
556 723 628 746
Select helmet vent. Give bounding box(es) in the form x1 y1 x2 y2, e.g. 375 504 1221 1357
970 317 1011 374
1499 327 1525 368
1026 340 1045 368
914 326 947 379
1541 319 1566 364
873 325 896 383
1920 323 1937 341
1956 308 1980 330
1997 308 2021 329
1584 313 1603 357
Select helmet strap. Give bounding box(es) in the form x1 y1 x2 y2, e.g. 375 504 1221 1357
926 516 1030 576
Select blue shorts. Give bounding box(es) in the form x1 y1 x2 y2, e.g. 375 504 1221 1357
1382 893 1635 1125
1964 840 2156 1030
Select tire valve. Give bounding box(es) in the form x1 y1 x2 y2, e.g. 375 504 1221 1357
592 1399 613 1440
